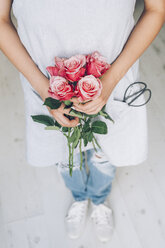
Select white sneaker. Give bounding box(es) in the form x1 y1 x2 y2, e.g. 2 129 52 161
65 199 89 239
90 201 114 242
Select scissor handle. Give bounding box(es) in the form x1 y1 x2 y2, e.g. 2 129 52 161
129 89 152 107
123 82 151 107
123 82 146 101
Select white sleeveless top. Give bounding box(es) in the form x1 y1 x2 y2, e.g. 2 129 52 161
12 0 148 167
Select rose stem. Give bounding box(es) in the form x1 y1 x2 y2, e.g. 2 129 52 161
93 135 101 149
92 138 97 152
68 128 72 176
79 138 83 170
71 143 74 173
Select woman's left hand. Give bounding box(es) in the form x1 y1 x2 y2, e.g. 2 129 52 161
71 75 117 115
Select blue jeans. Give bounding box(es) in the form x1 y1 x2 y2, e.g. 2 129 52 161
56 148 116 205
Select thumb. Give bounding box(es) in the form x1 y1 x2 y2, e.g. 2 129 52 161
59 103 74 116
70 97 81 104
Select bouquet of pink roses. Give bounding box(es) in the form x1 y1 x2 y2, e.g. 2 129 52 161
31 51 114 176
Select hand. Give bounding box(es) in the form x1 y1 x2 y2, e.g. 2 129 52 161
39 80 79 127
47 103 79 127
71 75 117 115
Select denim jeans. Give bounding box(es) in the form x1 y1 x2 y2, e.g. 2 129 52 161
56 148 117 205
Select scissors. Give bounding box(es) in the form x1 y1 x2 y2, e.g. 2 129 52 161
123 81 152 107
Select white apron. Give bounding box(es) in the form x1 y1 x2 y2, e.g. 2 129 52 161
12 0 148 167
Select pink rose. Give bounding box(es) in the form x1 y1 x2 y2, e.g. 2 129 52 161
64 54 86 82
86 51 110 77
75 75 102 102
48 76 74 101
46 57 66 77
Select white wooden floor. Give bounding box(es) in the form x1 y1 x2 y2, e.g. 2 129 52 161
0 1 165 247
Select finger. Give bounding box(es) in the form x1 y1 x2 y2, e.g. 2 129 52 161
59 102 68 111
58 103 81 118
51 109 73 126
74 99 99 112
58 114 79 127
85 107 102 115
58 108 80 126
62 116 79 127
70 97 91 104
74 101 102 114
67 117 80 127
48 107 76 127
54 117 67 127
53 113 69 127
85 102 103 113
56 105 80 127
70 97 81 104
76 102 103 115
60 106 79 117
58 103 71 115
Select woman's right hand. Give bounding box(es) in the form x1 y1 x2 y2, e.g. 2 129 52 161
39 82 79 127
46 103 80 128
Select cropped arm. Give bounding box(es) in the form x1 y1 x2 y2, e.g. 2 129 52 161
0 0 49 100
102 0 165 86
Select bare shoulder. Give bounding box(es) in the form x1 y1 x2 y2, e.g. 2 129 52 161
0 0 13 21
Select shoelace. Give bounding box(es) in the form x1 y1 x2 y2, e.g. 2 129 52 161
66 201 88 223
91 204 112 226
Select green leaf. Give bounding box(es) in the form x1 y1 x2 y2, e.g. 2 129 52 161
82 130 91 146
31 115 55 126
99 110 107 117
85 118 91 125
104 114 114 123
99 110 114 123
69 109 84 118
101 105 106 112
82 122 91 133
68 127 81 148
83 136 88 147
69 128 78 143
91 120 108 134
55 121 61 128
73 129 81 148
63 100 73 107
45 126 60 130
83 113 99 118
82 130 90 139
93 134 101 149
88 132 93 142
62 127 69 132
43 97 62 109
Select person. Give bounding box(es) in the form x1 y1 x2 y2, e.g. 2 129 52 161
0 0 165 243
